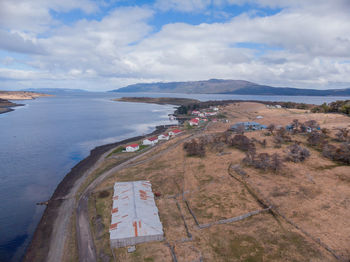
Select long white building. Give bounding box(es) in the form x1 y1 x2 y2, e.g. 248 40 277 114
109 181 164 248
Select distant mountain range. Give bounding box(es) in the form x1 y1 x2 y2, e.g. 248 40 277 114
111 79 350 96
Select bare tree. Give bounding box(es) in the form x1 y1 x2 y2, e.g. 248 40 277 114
322 142 337 159
292 119 300 133
335 128 349 142
229 135 255 152
270 153 285 173
267 124 275 135
243 151 285 173
285 143 310 162
337 142 350 164
322 142 350 164
273 127 292 147
307 131 325 146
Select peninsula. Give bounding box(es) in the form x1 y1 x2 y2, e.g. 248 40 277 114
0 91 52 100
0 91 51 114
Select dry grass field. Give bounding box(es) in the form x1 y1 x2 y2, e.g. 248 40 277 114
87 102 350 261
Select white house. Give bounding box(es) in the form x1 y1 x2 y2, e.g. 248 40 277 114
143 136 158 146
158 133 169 141
192 110 200 115
169 129 182 136
125 144 139 152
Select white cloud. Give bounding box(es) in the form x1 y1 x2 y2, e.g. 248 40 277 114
0 0 98 33
1 1 350 90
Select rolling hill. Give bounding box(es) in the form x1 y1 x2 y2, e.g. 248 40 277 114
111 79 350 96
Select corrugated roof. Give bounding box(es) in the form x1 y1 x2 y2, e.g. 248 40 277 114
110 181 164 241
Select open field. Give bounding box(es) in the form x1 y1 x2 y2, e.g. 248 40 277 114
84 102 350 261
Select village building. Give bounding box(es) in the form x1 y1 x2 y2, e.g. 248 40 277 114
109 181 164 248
189 118 199 126
205 112 217 116
142 137 158 146
230 121 267 132
169 129 182 136
125 144 139 152
191 110 200 115
158 133 169 141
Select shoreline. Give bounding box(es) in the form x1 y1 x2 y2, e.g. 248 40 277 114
23 124 172 261
0 99 24 115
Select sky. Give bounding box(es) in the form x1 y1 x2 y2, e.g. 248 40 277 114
1 0 350 91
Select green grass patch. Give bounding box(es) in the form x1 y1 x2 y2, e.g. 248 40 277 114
106 146 124 158
139 144 149 150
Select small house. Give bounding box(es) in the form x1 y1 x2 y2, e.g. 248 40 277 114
143 137 158 146
158 133 169 141
169 129 182 136
125 144 139 152
189 118 199 126
230 122 267 132
192 110 200 115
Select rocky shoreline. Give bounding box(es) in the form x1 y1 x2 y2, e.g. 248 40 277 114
23 125 171 262
0 99 24 114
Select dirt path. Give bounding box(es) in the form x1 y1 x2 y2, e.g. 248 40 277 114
76 130 206 261
46 145 115 262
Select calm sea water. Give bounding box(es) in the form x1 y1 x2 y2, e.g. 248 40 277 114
1 91 349 261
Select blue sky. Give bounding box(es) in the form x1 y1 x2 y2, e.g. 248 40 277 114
0 0 350 91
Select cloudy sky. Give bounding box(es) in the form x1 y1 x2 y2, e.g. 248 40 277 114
1 0 350 91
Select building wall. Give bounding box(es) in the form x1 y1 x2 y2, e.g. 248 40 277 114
110 234 164 248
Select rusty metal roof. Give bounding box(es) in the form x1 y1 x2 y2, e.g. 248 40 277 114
110 181 164 241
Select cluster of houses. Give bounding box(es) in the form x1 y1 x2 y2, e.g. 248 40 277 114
188 117 208 126
188 106 220 127
191 108 219 118
124 129 183 152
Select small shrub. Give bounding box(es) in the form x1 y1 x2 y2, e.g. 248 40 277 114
183 139 206 157
98 190 110 198
229 135 255 152
307 131 325 147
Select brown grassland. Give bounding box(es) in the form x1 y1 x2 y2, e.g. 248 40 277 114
66 102 350 261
